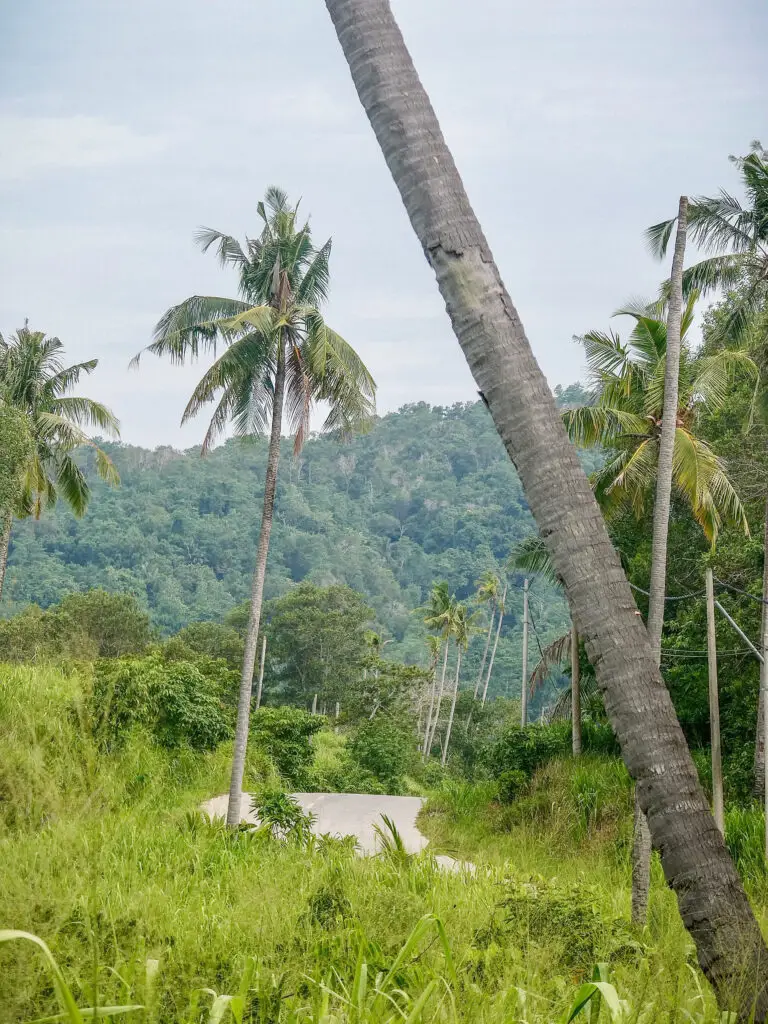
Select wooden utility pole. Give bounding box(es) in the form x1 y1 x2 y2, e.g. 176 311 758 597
521 579 529 727
705 569 725 834
571 623 581 756
255 635 267 710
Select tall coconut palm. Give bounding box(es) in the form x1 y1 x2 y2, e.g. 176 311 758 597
647 141 768 341
324 0 768 1008
134 189 376 826
0 327 120 601
442 601 473 765
472 570 500 698
421 581 454 758
562 295 756 546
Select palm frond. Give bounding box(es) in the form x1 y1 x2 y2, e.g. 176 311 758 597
133 296 253 367
54 453 90 517
562 405 649 447
508 536 559 585
529 631 571 695
193 227 247 268
44 359 98 396
645 217 678 259
296 238 332 305
693 349 759 412
47 397 120 437
301 314 376 434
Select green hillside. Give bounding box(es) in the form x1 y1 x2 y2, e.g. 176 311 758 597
2 398 595 694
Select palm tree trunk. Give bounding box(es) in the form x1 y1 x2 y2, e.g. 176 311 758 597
423 641 448 759
0 511 11 604
426 640 450 756
631 196 688 924
473 607 494 698
442 644 462 765
755 495 768 801
571 624 581 756
481 584 506 706
323 6 768 1010
226 337 286 828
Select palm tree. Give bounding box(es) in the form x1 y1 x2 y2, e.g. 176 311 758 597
0 327 120 601
473 570 500 698
562 295 756 546
420 633 442 748
479 582 506 706
134 189 376 826
647 141 768 342
323 0 768 1006
442 601 473 765
421 581 454 758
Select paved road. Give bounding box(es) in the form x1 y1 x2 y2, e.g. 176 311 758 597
202 791 431 855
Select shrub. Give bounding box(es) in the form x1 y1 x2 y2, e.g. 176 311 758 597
89 655 232 751
348 718 414 793
252 791 316 845
250 706 324 788
163 622 244 672
484 723 571 787
497 769 527 804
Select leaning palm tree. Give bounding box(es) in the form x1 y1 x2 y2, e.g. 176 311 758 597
0 327 120 601
324 1 768 1006
647 141 768 341
133 189 376 827
562 294 756 546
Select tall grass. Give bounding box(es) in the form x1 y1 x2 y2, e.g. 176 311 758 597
0 666 742 1023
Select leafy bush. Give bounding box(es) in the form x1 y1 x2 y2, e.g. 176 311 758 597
0 590 151 662
348 718 414 793
249 706 324 788
252 790 316 845
89 655 232 751
484 723 571 790
497 769 527 804
163 622 244 672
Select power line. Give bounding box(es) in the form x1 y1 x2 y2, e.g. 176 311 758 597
714 577 768 606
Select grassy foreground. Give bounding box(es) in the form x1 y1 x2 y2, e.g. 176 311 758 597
0 665 762 1022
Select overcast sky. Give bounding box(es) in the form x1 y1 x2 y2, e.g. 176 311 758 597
1 0 765 449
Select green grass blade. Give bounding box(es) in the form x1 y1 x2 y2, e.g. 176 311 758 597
0 930 85 1024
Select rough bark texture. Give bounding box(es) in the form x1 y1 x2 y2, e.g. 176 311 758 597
571 624 581 756
756 497 768 801
481 584 506 706
226 339 286 827
0 512 11 604
255 635 267 711
323 2 768 1012
632 196 688 923
442 645 462 765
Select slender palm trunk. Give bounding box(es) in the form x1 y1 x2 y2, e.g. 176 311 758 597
481 585 506 706
226 337 286 828
631 197 688 924
755 495 768 800
323 6 768 1010
474 606 495 698
0 511 11 604
426 640 450 756
423 641 448 759
571 624 581 756
442 644 462 765
255 635 267 710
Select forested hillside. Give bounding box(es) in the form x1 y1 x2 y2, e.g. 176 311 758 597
2 395 593 688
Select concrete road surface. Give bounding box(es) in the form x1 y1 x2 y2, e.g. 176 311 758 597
202 791 431 855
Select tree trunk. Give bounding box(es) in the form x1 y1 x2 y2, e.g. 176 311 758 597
323 6 768 1010
632 195 688 924
481 584 506 706
521 578 529 726
255 635 267 710
226 337 286 828
424 640 448 759
761 503 768 856
571 624 581 757
473 606 495 698
427 642 450 755
755 496 768 800
442 644 462 765
705 569 725 834
0 511 11 604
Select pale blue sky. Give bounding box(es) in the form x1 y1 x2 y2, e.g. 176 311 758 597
1 0 765 447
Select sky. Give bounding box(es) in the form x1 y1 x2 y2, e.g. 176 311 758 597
0 0 765 449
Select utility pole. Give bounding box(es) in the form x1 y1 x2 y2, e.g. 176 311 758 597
705 569 725 834
255 635 267 710
571 623 581 756
521 578 529 727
